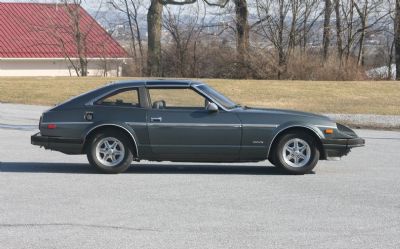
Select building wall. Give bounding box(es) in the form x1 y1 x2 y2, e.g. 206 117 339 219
0 59 124 77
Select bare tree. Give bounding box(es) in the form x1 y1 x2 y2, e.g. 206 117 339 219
59 0 89 76
77 0 398 80
56 0 109 76
254 0 287 78
162 4 205 77
254 0 322 78
334 0 356 61
344 0 356 60
31 0 104 76
146 0 231 77
109 0 145 75
330 0 391 66
300 0 321 52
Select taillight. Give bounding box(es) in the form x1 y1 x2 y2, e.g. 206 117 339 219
47 124 57 129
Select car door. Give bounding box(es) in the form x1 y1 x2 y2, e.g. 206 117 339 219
146 87 242 161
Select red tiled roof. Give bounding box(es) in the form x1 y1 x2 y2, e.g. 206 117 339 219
0 3 128 58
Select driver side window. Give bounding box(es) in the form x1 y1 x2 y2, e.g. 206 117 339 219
148 88 206 110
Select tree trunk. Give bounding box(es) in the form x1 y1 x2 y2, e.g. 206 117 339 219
277 0 285 79
79 57 88 76
234 0 249 77
396 0 400 80
388 44 393 80
132 1 145 75
75 24 87 76
357 21 366 66
334 0 343 60
69 5 88 76
302 4 309 53
322 0 332 60
147 0 163 77
354 1 367 66
345 0 354 61
288 0 299 53
192 40 197 77
388 38 395 80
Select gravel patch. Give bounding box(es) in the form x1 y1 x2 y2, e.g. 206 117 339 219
326 113 400 129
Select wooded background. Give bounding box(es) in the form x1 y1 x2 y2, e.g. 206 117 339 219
55 0 400 80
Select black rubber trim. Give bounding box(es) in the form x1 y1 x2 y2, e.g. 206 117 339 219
321 137 365 158
322 137 365 148
31 133 82 146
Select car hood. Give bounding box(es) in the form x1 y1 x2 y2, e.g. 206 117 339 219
240 107 331 121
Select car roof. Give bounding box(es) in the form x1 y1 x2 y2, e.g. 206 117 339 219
109 79 204 88
51 79 206 110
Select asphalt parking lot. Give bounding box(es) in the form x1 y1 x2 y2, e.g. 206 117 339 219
1 107 400 248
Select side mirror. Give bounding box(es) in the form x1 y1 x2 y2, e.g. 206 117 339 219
206 102 219 112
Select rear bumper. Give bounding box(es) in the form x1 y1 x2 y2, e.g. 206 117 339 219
322 137 365 159
31 132 83 154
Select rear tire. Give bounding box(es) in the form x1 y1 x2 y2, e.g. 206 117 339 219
273 132 319 175
87 131 133 174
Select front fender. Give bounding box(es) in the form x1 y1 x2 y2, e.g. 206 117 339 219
266 122 326 158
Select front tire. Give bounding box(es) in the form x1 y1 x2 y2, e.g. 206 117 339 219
87 131 133 174
273 133 320 174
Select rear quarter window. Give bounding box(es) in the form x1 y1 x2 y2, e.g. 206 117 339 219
96 89 140 107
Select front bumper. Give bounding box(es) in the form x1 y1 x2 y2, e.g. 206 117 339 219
31 132 83 155
322 137 365 159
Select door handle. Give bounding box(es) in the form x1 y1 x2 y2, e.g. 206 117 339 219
151 117 162 122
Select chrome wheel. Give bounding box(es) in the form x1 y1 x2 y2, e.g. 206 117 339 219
282 138 311 168
95 137 125 167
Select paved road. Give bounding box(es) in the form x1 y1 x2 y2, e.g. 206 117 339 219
1 105 400 249
1 131 400 249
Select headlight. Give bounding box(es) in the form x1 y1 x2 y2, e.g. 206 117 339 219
336 123 356 136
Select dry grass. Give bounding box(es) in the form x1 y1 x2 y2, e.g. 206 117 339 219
0 77 399 115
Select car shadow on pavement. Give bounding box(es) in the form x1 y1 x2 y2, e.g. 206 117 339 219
0 162 302 175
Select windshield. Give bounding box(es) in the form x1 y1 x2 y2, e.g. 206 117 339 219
196 84 238 109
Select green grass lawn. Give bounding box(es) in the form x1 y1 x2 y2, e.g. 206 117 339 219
0 77 399 115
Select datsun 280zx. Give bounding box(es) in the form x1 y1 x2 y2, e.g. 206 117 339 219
31 80 365 174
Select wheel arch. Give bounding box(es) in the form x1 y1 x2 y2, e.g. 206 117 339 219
82 124 139 157
267 126 326 160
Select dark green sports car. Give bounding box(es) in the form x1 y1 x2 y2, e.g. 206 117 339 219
31 80 365 174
